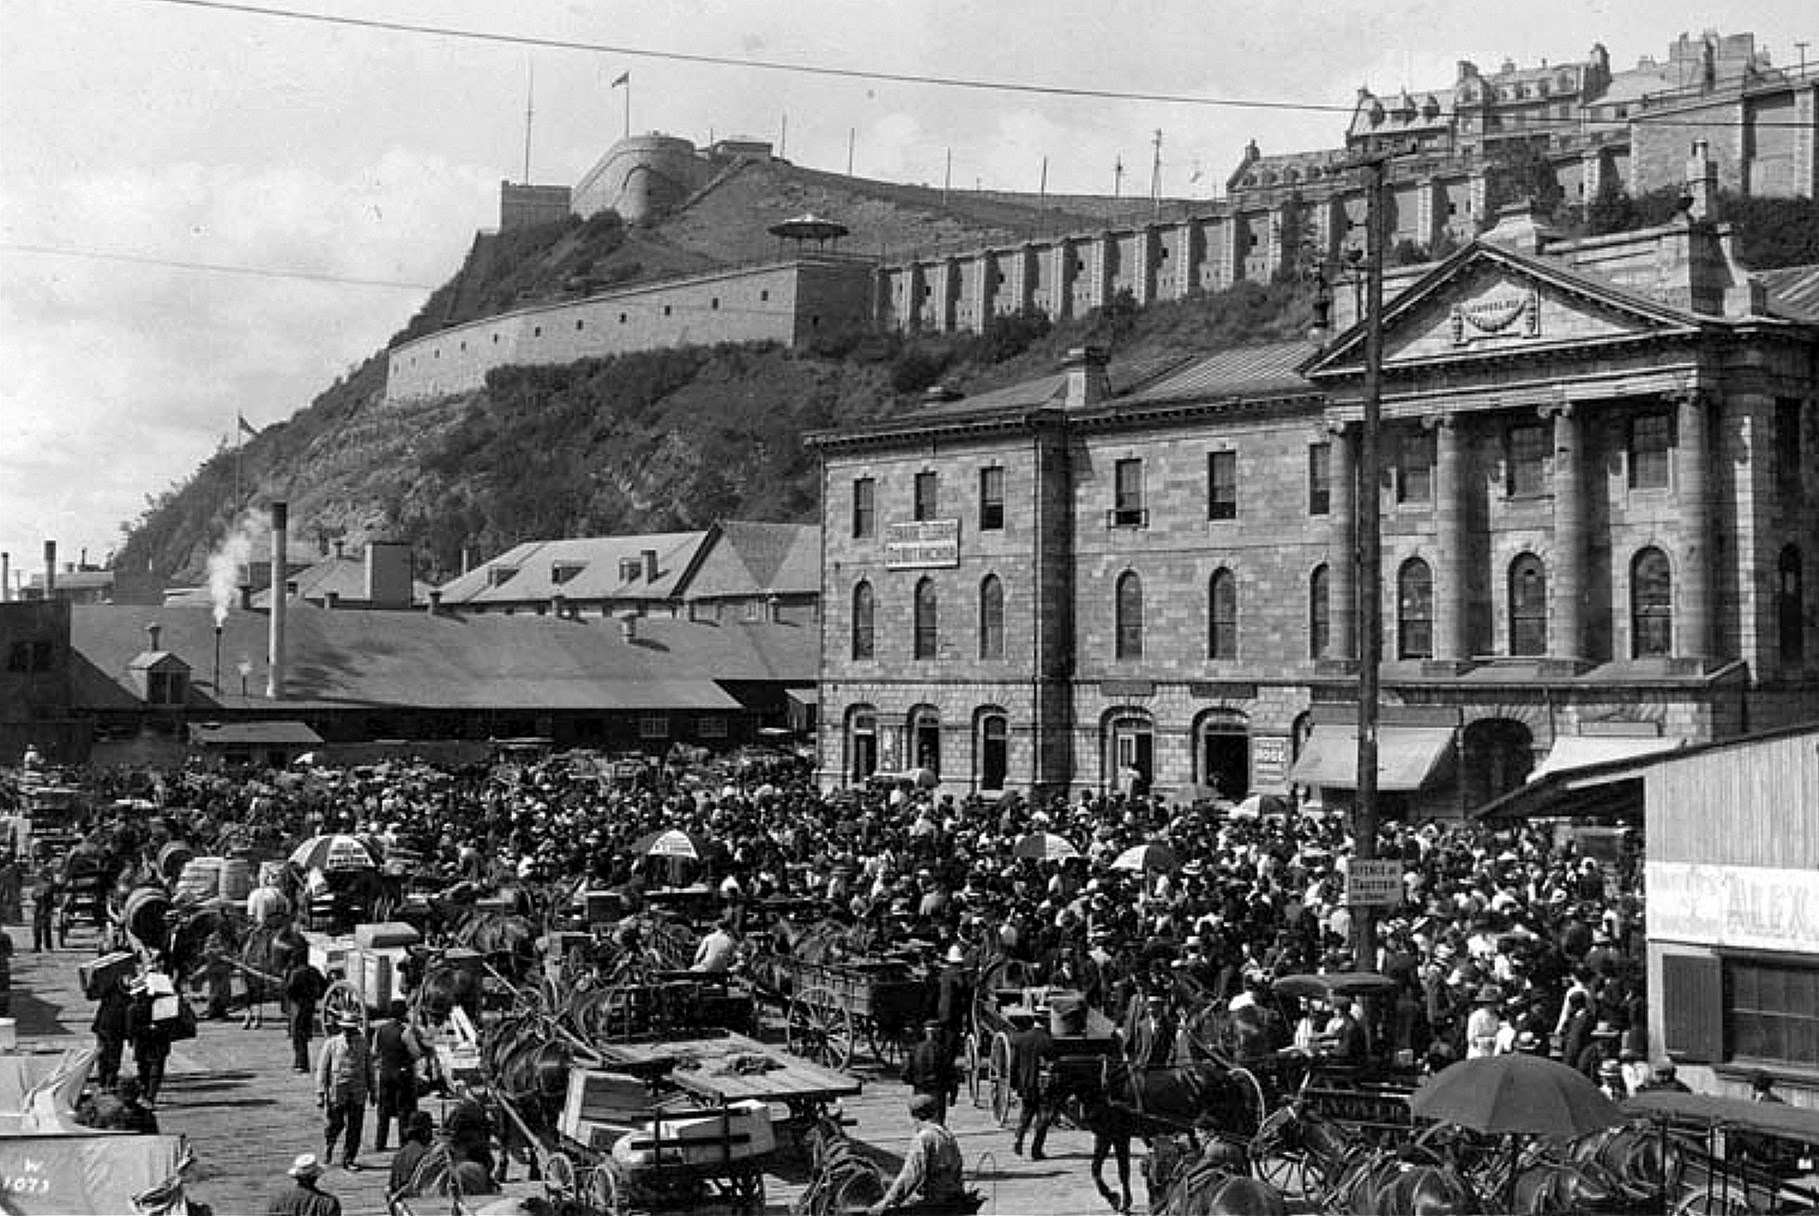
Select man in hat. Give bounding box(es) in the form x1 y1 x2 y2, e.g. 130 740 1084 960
316 1016 372 1172
1465 985 1502 1059
691 915 739 973
370 1000 424 1153
265 1153 340 1216
1637 1061 1691 1094
867 1093 966 1216
903 1020 957 1124
1575 1019 1622 1081
1129 992 1176 1071
1596 1058 1628 1102
1006 1006 1055 1159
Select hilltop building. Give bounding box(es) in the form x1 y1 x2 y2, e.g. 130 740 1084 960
811 148 1819 811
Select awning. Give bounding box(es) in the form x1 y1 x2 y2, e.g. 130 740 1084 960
1527 734 1688 782
784 687 818 710
1288 725 1454 792
189 720 324 747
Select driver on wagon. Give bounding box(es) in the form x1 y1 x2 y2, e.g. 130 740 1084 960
869 1092 967 1215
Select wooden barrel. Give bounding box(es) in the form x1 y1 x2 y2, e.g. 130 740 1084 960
175 857 224 903
156 840 196 884
218 857 254 902
122 886 171 947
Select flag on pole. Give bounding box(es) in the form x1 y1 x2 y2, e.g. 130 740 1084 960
237 413 260 439
610 71 629 88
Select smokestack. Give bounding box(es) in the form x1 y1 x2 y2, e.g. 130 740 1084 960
267 501 288 700
43 541 56 599
427 589 443 616
620 613 638 642
1061 346 1110 410
145 623 162 652
1685 138 1717 222
642 549 659 582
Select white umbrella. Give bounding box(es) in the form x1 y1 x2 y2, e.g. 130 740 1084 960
1109 842 1181 872
632 829 712 860
288 834 380 872
1013 832 1081 862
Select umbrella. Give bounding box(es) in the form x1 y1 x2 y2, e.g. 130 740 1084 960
1410 1053 1626 1138
288 834 380 872
1230 793 1289 818
631 829 712 860
1109 842 1181 872
1012 832 1080 862
1273 971 1400 1001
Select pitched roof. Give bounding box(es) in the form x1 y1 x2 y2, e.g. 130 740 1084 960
437 532 709 605
251 554 434 608
69 603 811 712
1122 341 1318 405
1759 265 1819 323
685 522 820 599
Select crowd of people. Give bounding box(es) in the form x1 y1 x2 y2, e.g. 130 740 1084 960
6 747 1705 1212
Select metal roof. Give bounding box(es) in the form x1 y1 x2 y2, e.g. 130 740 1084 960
1760 264 1819 323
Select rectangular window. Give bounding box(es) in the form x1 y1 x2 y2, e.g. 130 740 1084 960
852 477 876 538
639 713 670 740
979 466 1005 531
913 471 939 522
1506 422 1548 497
1307 443 1331 516
1727 956 1819 1070
1775 399 1803 493
1396 430 1434 504
1207 450 1237 521
698 716 729 739
1112 458 1145 527
1629 413 1672 490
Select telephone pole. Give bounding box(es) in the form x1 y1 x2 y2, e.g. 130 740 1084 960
1149 129 1163 217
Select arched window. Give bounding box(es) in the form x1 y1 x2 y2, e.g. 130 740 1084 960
979 575 1005 660
1309 564 1330 659
1208 568 1237 659
909 705 941 775
847 705 878 782
1631 548 1672 657
851 581 875 660
913 578 938 660
1398 558 1434 659
1509 554 1548 656
978 711 1008 792
1115 571 1144 660
1779 545 1805 665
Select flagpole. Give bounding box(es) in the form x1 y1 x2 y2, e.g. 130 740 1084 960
623 75 631 139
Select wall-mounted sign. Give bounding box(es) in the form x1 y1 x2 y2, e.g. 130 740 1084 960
885 519 960 569
1100 680 1156 698
1190 682 1259 700
1647 861 1819 952
1252 735 1292 789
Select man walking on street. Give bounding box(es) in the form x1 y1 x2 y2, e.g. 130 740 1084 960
286 958 327 1071
29 858 57 953
1007 1007 1054 1160
316 1017 372 1172
903 1019 957 1125
370 999 423 1153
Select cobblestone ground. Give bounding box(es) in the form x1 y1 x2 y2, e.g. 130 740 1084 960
7 917 1137 1216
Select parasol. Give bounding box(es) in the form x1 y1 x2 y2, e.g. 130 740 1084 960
1012 832 1080 862
287 833 380 872
1230 792 1290 818
1272 971 1400 1001
1409 1053 1626 1138
631 828 713 860
1109 842 1181 872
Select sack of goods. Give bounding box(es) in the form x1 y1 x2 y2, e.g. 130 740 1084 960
610 1100 775 1168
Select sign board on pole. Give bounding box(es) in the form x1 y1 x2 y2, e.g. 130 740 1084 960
1346 858 1405 908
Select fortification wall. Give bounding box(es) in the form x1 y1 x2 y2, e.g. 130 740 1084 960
572 135 715 225
384 257 875 402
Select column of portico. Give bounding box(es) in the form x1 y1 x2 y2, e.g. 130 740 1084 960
1327 421 1358 660
1134 227 1156 305
1049 240 1074 320
1543 402 1587 659
936 258 959 332
971 251 992 332
1429 413 1467 661
1010 245 1036 315
1675 390 1715 662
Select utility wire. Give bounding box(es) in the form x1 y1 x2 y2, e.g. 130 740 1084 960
0 241 439 290
115 0 1817 128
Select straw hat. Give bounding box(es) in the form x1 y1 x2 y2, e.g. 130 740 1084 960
289 1153 325 1181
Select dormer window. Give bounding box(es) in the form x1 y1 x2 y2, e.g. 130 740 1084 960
488 566 518 587
619 558 643 582
551 562 584 586
147 670 187 705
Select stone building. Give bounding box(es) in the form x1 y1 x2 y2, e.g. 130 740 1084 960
811 157 1819 815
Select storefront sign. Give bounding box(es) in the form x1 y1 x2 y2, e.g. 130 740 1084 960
1251 735 1291 789
1346 859 1405 908
1647 861 1819 952
884 519 960 568
1189 682 1258 699
1100 680 1155 698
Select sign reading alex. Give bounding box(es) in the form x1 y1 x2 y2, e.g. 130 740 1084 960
1346 859 1405 908
885 519 960 569
1646 861 1819 952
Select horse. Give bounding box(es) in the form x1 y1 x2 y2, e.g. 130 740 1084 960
480 1014 572 1183
1247 1098 1368 1206
1148 1134 1288 1216
1062 1057 1265 1213
792 1115 888 1216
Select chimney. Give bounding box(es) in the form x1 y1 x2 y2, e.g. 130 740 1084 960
267 501 288 700
620 613 638 643
145 623 162 652
427 589 443 616
642 549 659 582
551 591 566 620
324 591 340 610
767 595 781 624
239 584 254 611
333 538 345 559
1 553 9 603
364 540 412 609
43 541 56 599
1061 346 1111 410
1685 139 1717 222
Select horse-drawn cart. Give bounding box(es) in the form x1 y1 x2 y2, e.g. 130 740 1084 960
1625 1089 1819 1216
772 955 928 1072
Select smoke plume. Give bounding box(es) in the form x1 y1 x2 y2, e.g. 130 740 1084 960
205 512 261 627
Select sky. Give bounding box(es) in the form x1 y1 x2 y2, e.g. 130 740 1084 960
0 0 1812 585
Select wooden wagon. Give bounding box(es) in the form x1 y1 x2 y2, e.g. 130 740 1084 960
971 987 1119 1127
770 955 928 1072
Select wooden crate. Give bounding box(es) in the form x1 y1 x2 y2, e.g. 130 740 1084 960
559 1070 648 1143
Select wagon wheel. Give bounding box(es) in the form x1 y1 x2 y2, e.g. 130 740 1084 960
1254 1149 1319 1204
1674 1186 1758 1216
988 1031 1015 1126
787 985 854 1071
868 1018 913 1073
585 1163 623 1216
965 1031 984 1107
727 1164 765 1212
542 1150 576 1197
320 980 367 1034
